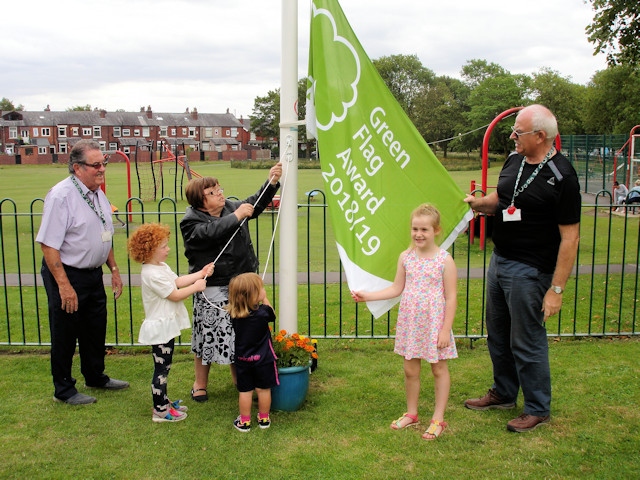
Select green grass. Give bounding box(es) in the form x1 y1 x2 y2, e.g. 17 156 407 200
1 337 638 479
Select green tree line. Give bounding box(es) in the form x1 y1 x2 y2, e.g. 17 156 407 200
250 58 640 159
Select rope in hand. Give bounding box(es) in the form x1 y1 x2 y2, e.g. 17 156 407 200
210 172 280 266
201 139 291 311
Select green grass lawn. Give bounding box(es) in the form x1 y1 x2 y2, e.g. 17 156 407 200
1 337 639 479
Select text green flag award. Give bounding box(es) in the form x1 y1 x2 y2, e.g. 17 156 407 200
306 0 473 318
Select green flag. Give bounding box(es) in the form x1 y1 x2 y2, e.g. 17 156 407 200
306 0 473 318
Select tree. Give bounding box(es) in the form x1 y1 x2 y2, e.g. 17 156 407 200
583 65 640 134
465 73 531 155
372 54 435 117
66 105 92 111
530 68 587 134
458 60 522 155
461 59 507 89
0 97 24 111
250 78 311 152
413 76 469 158
586 0 640 66
251 89 280 147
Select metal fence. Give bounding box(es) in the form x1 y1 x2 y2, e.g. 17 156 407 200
560 134 631 195
1 192 639 347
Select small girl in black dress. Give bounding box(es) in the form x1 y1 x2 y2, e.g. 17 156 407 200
227 273 278 432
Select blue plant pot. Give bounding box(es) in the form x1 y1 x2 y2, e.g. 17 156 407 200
271 364 310 412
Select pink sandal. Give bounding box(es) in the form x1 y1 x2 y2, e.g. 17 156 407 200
422 419 447 440
390 413 419 430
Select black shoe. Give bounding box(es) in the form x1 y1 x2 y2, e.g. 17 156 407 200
190 388 208 402
53 393 97 405
86 378 129 390
257 414 271 429
233 416 251 432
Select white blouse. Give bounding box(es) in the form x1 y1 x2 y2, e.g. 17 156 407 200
138 263 191 345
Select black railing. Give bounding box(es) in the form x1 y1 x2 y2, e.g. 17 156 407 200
1 194 639 346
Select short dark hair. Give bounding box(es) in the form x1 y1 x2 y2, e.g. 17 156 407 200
185 176 219 209
68 139 102 173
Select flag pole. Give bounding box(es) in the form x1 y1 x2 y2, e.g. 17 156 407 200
278 0 299 333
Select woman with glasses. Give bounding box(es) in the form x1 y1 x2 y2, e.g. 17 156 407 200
180 163 282 402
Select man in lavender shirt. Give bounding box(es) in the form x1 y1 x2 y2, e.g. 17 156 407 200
37 140 129 405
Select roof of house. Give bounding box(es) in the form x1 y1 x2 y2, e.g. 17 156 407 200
0 109 244 128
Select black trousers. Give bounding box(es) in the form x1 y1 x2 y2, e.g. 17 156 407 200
151 339 175 411
42 261 109 400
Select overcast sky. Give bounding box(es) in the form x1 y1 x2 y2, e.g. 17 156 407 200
1 0 607 118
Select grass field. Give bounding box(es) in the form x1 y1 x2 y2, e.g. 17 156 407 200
0 159 500 210
1 338 639 479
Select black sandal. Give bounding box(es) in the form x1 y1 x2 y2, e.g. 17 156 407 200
190 388 208 402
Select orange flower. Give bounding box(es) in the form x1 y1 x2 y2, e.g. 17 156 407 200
272 329 319 368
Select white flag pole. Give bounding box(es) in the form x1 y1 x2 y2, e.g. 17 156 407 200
278 0 299 333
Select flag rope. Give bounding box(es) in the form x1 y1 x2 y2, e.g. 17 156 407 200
200 138 291 311
427 112 517 146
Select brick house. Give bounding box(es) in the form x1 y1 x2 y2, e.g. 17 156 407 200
0 106 270 164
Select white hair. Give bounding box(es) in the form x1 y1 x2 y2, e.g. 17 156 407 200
519 104 558 140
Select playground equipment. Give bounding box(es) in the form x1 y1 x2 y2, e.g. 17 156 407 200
103 142 202 225
130 140 201 203
612 125 640 186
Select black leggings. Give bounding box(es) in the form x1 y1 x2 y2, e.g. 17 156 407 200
151 339 174 411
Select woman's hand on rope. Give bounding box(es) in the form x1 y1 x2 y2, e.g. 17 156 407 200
234 203 254 221
269 162 283 185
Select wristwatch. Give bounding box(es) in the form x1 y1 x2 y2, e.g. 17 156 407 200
550 285 563 294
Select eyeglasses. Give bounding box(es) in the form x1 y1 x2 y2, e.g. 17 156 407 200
205 188 224 196
510 126 540 139
78 159 109 169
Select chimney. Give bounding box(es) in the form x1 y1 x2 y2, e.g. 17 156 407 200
146 105 152 119
191 107 198 120
44 104 50 111
100 109 107 118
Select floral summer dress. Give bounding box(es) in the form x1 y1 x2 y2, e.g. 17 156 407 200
394 248 458 363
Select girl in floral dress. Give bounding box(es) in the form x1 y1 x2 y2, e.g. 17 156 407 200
351 204 457 440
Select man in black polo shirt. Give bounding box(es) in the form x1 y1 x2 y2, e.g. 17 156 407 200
463 105 581 432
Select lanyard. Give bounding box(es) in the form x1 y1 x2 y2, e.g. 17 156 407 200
509 147 555 207
71 176 107 229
